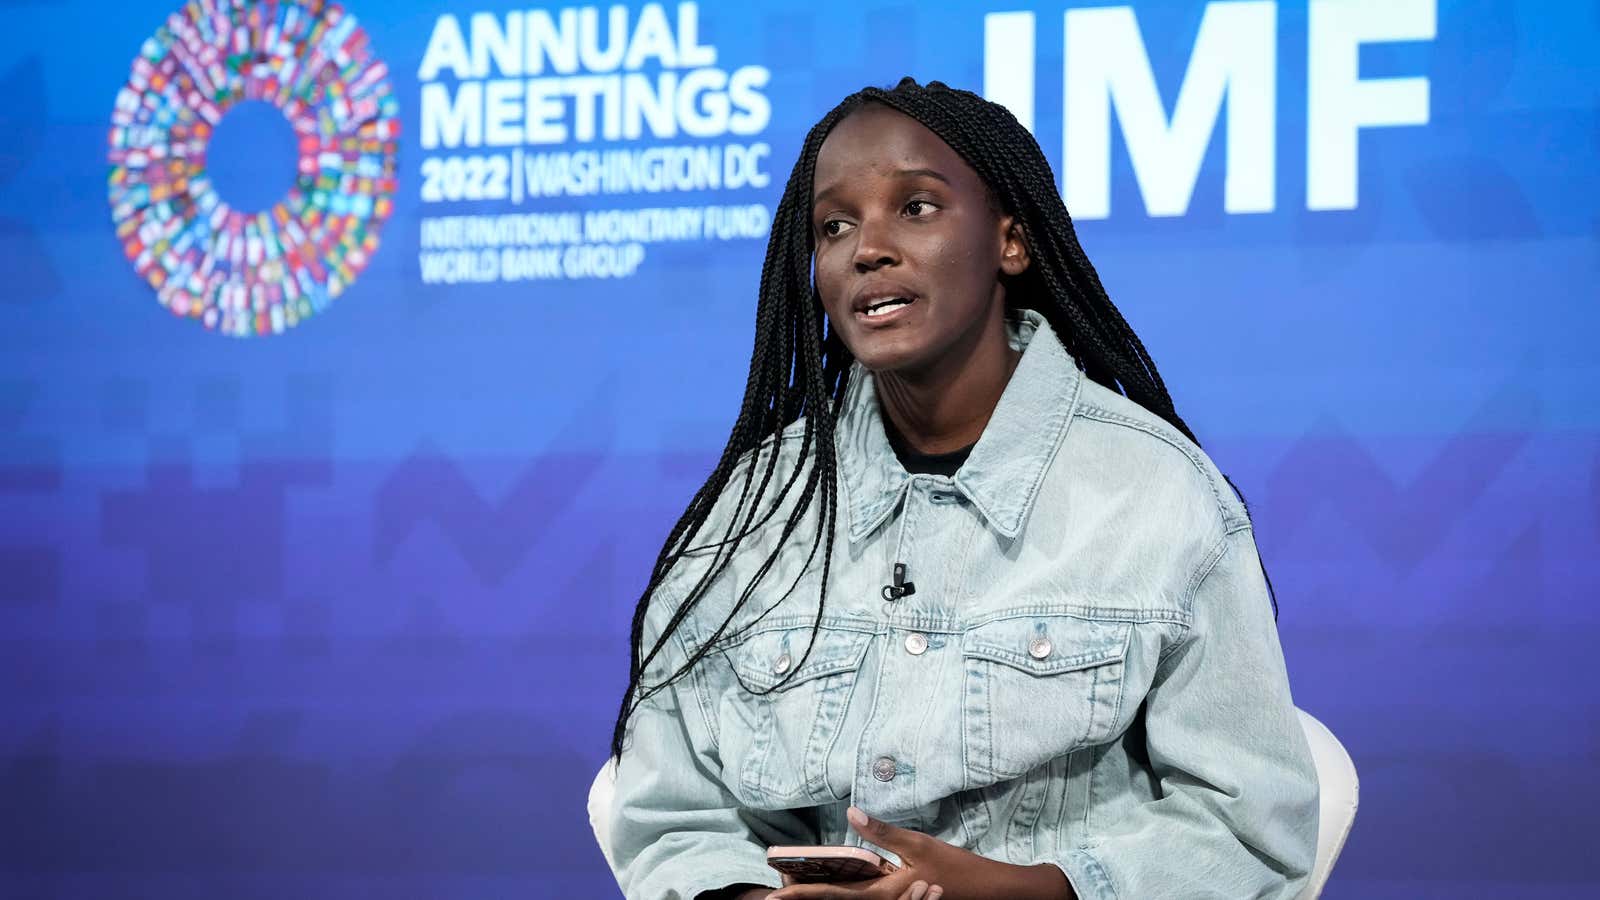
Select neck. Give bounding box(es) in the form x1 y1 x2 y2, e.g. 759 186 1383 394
872 299 1022 455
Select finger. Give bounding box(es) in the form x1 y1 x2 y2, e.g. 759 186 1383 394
768 885 838 900
768 877 870 890
771 869 914 900
926 887 943 900
846 806 929 857
768 880 876 900
890 881 926 900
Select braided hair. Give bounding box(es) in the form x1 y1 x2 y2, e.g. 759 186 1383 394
610 77 1265 761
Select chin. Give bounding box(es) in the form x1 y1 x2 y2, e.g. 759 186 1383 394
848 339 932 375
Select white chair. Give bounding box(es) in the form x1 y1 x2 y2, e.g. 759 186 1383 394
589 755 622 873
589 707 1357 899
1295 708 1360 899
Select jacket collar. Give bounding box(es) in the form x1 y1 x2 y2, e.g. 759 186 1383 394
835 308 1083 544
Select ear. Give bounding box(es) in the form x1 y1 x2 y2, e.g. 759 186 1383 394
997 215 1031 276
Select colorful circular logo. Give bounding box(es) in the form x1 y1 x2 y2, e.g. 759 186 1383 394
108 0 400 337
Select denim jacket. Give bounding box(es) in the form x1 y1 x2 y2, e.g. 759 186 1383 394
607 309 1319 899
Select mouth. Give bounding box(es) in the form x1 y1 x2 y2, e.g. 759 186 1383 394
861 296 915 318
852 288 919 325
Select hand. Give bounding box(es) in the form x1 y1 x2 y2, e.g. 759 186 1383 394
769 807 1073 900
769 870 940 900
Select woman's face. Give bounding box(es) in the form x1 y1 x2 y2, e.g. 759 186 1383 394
811 103 1029 376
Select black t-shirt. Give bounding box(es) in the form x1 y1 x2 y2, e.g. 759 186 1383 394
883 418 976 477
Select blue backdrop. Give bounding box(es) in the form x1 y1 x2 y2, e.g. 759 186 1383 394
3 0 1597 897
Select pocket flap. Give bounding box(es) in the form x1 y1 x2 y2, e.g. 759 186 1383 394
962 615 1129 676
726 625 874 693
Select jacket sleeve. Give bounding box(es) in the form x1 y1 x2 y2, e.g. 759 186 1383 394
606 601 814 899
1053 526 1321 900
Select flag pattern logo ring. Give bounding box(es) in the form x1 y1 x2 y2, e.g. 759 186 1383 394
108 0 400 337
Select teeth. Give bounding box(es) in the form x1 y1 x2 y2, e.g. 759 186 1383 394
865 298 910 316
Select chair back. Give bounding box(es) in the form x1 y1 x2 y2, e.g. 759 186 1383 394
1294 708 1360 899
588 756 620 870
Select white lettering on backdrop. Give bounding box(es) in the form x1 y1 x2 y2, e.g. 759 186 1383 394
983 0 1436 218
414 2 775 284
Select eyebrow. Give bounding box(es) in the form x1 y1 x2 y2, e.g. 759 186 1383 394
813 167 953 208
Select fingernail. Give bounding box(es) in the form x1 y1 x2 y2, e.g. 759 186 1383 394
911 882 928 900
928 888 943 899
846 806 868 829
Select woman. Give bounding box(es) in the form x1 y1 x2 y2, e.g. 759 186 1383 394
605 78 1319 900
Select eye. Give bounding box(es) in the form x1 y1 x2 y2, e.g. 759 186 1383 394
904 199 938 217
821 218 855 237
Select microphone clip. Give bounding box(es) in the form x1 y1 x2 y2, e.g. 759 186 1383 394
881 562 917 601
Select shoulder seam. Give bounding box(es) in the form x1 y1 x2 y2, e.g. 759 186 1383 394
1073 403 1248 530
731 420 811 473
671 624 723 753
1156 529 1232 666
1181 530 1233 612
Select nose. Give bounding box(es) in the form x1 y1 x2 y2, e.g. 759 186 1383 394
851 215 899 272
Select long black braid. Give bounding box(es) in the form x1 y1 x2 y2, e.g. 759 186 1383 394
611 77 1273 762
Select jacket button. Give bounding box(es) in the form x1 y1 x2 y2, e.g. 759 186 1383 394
904 633 929 655
1028 636 1053 659
772 652 792 674
872 756 897 782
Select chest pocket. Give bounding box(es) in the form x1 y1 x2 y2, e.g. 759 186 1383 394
960 614 1132 784
715 624 874 809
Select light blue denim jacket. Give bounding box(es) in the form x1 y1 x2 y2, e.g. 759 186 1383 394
608 309 1319 899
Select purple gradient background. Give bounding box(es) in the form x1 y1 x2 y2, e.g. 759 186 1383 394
2 1 1597 897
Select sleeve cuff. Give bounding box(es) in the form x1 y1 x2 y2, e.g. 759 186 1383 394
1048 847 1119 900
668 862 782 900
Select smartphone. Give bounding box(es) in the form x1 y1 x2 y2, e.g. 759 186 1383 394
766 845 898 883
